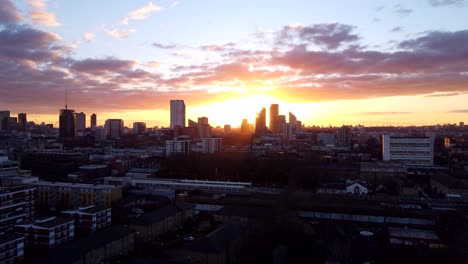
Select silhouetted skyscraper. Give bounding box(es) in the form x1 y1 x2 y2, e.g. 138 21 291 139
197 117 211 138
241 119 250 135
59 109 75 138
75 112 86 132
133 122 146 135
269 104 279 132
289 112 297 126
255 107 267 135
105 119 124 139
170 100 185 129
0 111 10 131
336 125 351 147
18 113 27 129
90 113 97 127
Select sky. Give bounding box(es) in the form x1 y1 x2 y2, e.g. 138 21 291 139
1 0 468 127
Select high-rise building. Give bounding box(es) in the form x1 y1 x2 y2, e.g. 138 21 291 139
255 108 267 135
105 119 124 139
59 109 75 138
75 112 86 132
18 113 27 128
276 115 286 134
241 119 250 135
224 124 231 134
201 138 222 154
269 104 279 132
198 117 209 125
382 134 435 167
90 113 97 127
0 111 10 131
336 125 351 147
289 112 297 127
197 117 211 138
283 123 294 140
170 100 185 129
133 122 146 135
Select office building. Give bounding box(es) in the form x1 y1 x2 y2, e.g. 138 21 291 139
0 186 36 233
240 119 250 135
75 112 86 132
276 115 286 134
14 216 74 249
224 125 231 134
170 100 185 129
198 117 209 125
59 109 75 138
61 206 111 235
289 112 297 127
33 181 122 209
165 139 191 157
255 108 267 135
269 104 279 132
18 113 27 129
0 111 10 131
133 122 146 135
105 119 124 139
197 117 211 138
336 125 351 147
201 138 222 154
382 134 435 166
283 123 294 140
90 113 97 127
0 233 25 263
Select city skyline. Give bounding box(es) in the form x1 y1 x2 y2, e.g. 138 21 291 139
1 0 468 127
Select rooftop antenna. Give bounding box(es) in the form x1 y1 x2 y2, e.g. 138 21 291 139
65 87 68 109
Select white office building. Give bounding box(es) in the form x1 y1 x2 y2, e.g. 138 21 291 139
170 100 185 129
382 134 435 167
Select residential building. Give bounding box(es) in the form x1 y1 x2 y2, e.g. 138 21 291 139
14 216 74 249
201 138 222 154
345 179 368 195
33 181 122 209
90 113 97 127
382 134 435 166
61 205 111 235
166 139 191 157
0 233 25 263
170 100 186 129
105 119 124 139
0 186 36 233
336 125 351 147
75 112 86 132
59 109 75 138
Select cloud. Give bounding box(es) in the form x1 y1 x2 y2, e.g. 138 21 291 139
200 43 236 51
390 26 403 32
121 2 161 24
70 58 137 75
145 61 161 67
356 112 412 115
83 32 95 42
0 0 23 24
424 92 462 97
28 0 61 27
428 0 465 6
276 23 359 50
153 42 178 49
105 28 136 39
448 109 468 113
394 4 413 16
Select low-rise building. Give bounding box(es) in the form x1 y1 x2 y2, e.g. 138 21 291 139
346 179 368 195
0 233 25 263
0 186 36 233
61 205 111 235
14 216 74 249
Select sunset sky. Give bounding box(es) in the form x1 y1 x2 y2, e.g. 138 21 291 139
1 0 468 127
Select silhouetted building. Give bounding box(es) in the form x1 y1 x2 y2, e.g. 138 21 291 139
197 117 212 138
133 122 146 135
198 116 209 125
289 112 297 127
188 119 198 128
59 109 75 138
75 112 86 132
170 100 185 129
0 111 10 131
20 151 88 180
270 104 279 132
90 113 97 127
241 119 250 135
105 119 124 139
336 125 351 147
18 113 27 129
255 108 267 135
283 123 294 140
224 124 231 134
276 115 286 134
166 139 191 157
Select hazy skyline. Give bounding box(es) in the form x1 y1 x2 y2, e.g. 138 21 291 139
1 0 468 127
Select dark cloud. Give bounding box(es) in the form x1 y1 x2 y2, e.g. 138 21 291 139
428 0 464 6
424 92 462 97
394 4 413 16
277 23 359 50
152 42 178 49
70 58 137 75
0 0 23 24
390 26 403 32
448 109 468 113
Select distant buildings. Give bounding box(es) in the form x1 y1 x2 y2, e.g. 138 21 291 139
283 123 294 140
61 206 111 235
170 100 186 129
133 122 146 135
382 134 435 166
59 109 75 138
201 138 222 154
14 216 74 249
269 104 279 133
336 125 351 147
0 111 10 131
197 116 212 138
105 119 124 139
18 113 27 129
255 107 267 135
224 124 231 134
0 234 25 263
75 112 86 132
0 186 36 233
317 133 336 146
166 139 191 157
241 119 251 135
90 113 97 127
